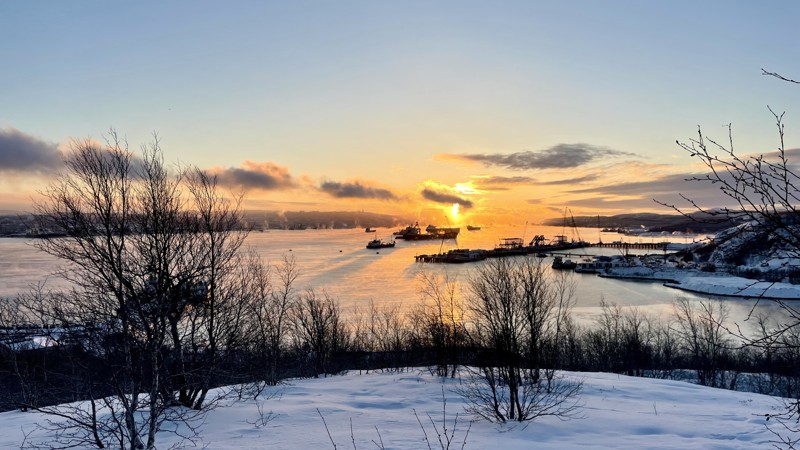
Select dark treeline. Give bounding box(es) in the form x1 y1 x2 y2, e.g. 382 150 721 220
3 268 799 414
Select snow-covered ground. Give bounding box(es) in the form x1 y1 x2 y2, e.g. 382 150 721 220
2 370 794 449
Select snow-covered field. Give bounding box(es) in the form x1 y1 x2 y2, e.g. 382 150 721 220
2 370 794 449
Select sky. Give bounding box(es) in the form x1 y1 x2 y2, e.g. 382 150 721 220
3 1 800 224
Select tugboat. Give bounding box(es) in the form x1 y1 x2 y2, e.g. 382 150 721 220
366 238 395 249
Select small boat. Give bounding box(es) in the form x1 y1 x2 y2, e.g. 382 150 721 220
574 258 601 273
466 225 481 231
574 256 624 273
365 227 376 233
552 256 577 270
366 238 395 249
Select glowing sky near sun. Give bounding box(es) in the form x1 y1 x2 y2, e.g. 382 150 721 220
3 1 800 224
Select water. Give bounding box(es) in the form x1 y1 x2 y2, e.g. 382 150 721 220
0 226 786 333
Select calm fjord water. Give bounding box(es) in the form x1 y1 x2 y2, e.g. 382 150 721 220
0 225 780 330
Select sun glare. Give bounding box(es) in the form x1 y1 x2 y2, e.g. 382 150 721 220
454 182 478 195
451 203 460 220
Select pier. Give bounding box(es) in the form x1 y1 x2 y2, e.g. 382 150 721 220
414 240 675 264
591 241 669 250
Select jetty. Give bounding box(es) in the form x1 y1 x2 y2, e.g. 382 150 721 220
591 241 670 250
414 238 675 264
415 235 591 264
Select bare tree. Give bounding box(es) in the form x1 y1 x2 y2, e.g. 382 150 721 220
664 69 800 447
663 103 800 259
27 132 245 449
177 168 248 410
290 289 350 378
412 271 467 378
673 298 734 389
459 257 582 423
242 253 300 388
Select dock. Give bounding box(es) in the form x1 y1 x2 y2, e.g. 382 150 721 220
414 240 675 264
591 241 670 250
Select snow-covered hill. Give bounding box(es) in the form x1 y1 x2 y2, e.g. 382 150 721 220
2 370 794 449
694 222 799 276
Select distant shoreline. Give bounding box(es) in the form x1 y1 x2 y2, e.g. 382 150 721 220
600 268 800 300
663 277 800 300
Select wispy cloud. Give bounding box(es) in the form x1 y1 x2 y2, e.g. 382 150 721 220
469 175 535 191
421 188 473 208
538 174 600 185
439 143 638 170
320 180 397 200
568 174 693 196
566 171 735 211
475 175 536 185
210 161 296 191
0 128 63 174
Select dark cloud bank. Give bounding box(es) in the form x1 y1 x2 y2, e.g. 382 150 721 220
0 128 63 174
320 181 397 200
421 188 473 208
213 162 296 191
446 143 637 170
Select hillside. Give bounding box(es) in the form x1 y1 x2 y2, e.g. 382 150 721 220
687 221 800 282
2 369 791 449
545 212 742 233
241 210 410 230
0 211 412 236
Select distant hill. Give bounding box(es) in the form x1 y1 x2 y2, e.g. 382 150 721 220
241 210 411 230
0 213 35 236
544 212 743 233
0 211 412 236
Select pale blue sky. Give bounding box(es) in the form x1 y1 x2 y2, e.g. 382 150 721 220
2 1 800 219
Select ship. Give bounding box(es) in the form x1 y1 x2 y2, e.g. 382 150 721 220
394 222 460 240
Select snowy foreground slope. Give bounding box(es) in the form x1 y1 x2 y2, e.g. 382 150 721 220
1 370 792 449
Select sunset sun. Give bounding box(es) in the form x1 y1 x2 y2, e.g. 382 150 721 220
451 203 460 221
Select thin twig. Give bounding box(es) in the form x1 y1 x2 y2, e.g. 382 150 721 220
350 417 357 450
317 408 337 450
371 426 385 450
414 408 434 450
